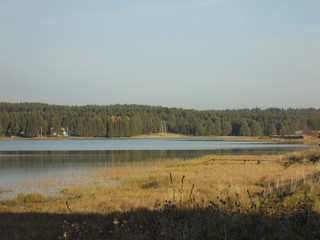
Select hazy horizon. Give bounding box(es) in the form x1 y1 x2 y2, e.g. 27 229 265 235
1 0 319 110
2 101 320 112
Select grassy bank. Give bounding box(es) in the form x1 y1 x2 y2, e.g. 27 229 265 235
0 149 320 239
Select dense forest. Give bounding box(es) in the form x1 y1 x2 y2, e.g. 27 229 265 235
0 102 319 138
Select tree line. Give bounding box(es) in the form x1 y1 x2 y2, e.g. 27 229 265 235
0 102 319 138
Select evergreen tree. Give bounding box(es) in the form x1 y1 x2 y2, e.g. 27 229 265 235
307 114 320 130
250 121 263 136
25 112 41 137
239 120 251 136
221 120 232 136
107 119 115 138
49 115 63 136
0 123 3 136
204 120 215 136
265 123 277 136
212 117 222 136
0 102 319 138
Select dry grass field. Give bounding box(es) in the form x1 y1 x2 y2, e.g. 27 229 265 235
0 148 320 239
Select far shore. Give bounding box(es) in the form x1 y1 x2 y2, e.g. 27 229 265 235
0 134 266 141
0 133 248 140
0 133 319 144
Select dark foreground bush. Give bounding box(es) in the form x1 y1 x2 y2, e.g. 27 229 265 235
1 206 319 240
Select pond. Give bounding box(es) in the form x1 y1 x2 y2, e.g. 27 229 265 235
0 139 308 199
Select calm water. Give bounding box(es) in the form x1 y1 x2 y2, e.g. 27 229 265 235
0 138 307 151
0 139 308 199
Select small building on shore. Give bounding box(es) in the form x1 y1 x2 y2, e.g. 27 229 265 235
294 130 319 139
50 127 69 137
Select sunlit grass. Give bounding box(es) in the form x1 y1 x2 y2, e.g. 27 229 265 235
1 149 319 215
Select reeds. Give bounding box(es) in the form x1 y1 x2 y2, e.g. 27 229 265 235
285 147 320 163
0 188 8 195
110 172 320 239
15 193 46 204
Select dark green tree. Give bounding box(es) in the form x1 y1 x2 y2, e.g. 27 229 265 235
250 121 263 136
25 112 41 137
221 120 232 136
239 120 251 136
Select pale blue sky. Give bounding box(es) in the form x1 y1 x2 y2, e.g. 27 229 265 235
1 0 319 110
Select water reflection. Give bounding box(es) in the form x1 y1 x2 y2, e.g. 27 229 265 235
0 147 305 170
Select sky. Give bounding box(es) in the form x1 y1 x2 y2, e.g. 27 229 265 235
0 0 319 110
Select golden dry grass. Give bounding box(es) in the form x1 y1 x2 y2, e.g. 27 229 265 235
1 149 319 215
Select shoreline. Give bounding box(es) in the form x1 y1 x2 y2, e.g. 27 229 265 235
0 134 254 140
0 134 318 144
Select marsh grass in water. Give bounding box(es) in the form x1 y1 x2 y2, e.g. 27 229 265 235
1 148 320 239
0 188 10 195
15 193 47 204
285 147 320 164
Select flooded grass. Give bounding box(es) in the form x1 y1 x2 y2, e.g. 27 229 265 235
285 147 320 164
0 170 118 201
0 188 10 195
